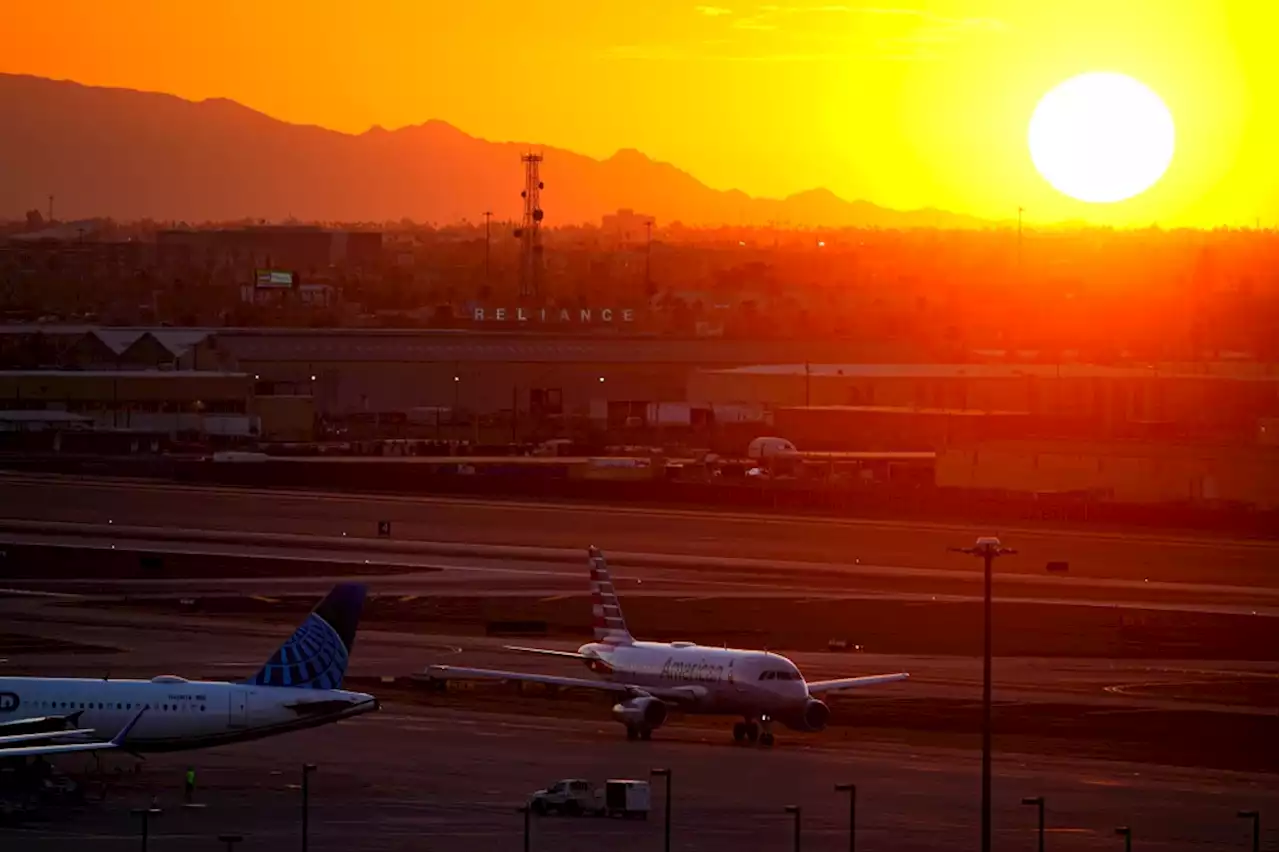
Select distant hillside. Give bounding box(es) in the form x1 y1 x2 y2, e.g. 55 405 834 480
0 73 991 229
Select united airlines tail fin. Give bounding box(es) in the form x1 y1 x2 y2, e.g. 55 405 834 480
248 583 367 689
588 547 634 645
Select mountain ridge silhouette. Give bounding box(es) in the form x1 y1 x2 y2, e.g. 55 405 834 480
0 73 992 228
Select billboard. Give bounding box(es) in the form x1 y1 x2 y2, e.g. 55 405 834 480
255 269 295 289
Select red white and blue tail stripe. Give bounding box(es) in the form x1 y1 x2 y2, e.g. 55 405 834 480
588 547 633 645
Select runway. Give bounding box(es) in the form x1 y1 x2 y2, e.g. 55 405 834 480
0 594 1276 852
1 472 1274 587
0 474 1275 849
1 529 1273 617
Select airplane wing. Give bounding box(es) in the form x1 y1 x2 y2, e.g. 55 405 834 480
0 711 84 735
426 665 701 704
806 672 910 695
0 707 146 759
502 646 594 660
0 728 98 747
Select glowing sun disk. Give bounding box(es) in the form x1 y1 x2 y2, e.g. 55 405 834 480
1028 72 1175 204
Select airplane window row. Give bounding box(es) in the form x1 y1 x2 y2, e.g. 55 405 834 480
33 701 208 712
759 671 801 681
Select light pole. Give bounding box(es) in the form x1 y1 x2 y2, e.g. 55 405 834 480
1238 810 1260 852
835 783 857 852
651 767 672 852
217 834 244 851
950 536 1016 852
130 807 161 852
301 763 317 852
517 805 531 852
483 210 493 286
785 805 802 852
1115 826 1132 852
644 218 654 295
1022 796 1045 852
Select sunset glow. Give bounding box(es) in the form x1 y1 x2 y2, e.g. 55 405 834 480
0 0 1275 227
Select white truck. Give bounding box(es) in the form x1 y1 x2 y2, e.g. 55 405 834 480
527 778 650 819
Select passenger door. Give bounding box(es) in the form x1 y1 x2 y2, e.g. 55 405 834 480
228 691 249 729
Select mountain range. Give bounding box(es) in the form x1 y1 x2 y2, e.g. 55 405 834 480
1 73 990 229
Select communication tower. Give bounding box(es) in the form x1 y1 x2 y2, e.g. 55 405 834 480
514 153 545 299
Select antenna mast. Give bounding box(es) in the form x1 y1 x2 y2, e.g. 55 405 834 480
516 153 545 299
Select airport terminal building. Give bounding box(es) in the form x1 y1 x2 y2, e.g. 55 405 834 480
0 324 1274 508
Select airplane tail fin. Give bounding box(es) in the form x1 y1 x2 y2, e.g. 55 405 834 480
248 583 367 689
588 547 634 645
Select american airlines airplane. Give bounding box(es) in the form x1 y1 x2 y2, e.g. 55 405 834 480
429 548 908 746
0 583 378 759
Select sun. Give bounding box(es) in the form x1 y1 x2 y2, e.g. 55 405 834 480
1028 72 1175 204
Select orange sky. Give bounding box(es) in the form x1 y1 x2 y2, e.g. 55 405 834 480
3 1 1275 227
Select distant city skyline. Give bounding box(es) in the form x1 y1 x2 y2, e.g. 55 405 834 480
2 1 1275 228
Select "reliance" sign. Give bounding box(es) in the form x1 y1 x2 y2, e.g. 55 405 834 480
472 307 636 323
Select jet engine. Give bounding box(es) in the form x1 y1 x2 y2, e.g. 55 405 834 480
800 698 831 732
611 696 668 730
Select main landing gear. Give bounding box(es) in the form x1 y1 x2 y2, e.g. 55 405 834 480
732 717 774 747
625 725 653 741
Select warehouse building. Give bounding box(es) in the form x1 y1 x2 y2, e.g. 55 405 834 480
936 439 1277 509
688 362 1277 444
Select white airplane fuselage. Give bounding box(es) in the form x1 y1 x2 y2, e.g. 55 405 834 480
0 676 377 753
577 641 816 727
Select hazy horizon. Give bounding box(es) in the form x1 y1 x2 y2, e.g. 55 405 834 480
2 1 1275 229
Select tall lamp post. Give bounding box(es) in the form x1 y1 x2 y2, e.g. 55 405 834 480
130 807 161 852
784 805 802 852
1238 810 1260 852
651 768 672 852
301 763 318 852
1021 796 1045 852
834 783 857 852
950 536 1016 852
517 805 531 852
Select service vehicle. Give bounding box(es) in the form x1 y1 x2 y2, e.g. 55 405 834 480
528 778 650 819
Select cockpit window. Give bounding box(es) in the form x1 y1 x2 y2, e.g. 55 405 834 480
760 670 800 681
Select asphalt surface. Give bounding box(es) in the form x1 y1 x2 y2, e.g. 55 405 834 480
1 472 1275 586
1 593 1271 716
2 531 1273 617
0 596 1275 852
0 474 1275 850
5 708 1276 852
